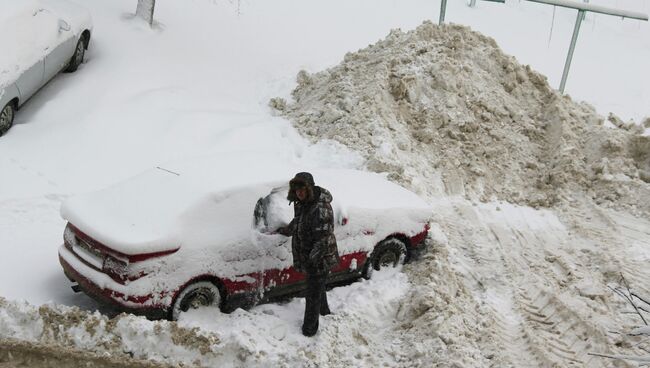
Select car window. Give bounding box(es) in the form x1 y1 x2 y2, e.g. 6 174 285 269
253 186 292 232
253 185 347 232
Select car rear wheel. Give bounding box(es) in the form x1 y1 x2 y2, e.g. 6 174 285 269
171 281 222 321
363 237 407 279
65 36 87 73
0 102 15 136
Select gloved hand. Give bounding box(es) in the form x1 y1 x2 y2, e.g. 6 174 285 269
276 226 291 237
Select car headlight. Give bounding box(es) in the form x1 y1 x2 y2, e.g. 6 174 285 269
63 225 77 246
103 256 128 279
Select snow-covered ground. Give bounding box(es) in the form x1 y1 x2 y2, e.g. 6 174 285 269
0 0 649 366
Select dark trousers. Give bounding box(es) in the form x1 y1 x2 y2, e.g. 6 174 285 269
302 271 331 336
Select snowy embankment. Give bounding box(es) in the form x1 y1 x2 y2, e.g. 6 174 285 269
276 22 650 215
275 21 650 366
0 267 413 367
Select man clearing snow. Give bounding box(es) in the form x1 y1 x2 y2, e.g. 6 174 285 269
277 172 340 337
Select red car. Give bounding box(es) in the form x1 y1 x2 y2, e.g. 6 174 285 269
59 168 431 320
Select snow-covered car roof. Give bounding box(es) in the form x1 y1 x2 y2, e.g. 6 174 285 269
61 157 430 256
0 0 92 88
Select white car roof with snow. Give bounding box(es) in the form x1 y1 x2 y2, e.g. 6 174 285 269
0 0 92 88
61 158 430 256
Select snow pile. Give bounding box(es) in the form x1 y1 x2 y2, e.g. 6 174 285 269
0 268 419 367
0 296 222 366
371 198 650 367
273 21 650 217
272 21 650 366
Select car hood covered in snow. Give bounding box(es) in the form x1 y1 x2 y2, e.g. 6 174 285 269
61 155 432 256
0 0 92 88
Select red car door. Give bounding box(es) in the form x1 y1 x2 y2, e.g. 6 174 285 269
254 187 365 297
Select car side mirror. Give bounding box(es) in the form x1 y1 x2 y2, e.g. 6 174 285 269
58 19 71 32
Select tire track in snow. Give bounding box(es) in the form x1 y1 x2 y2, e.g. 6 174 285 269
494 207 636 368
512 201 649 367
430 198 650 367
560 202 650 298
517 283 611 367
433 200 547 368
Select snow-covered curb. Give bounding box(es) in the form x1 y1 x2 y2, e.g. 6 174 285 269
0 267 414 367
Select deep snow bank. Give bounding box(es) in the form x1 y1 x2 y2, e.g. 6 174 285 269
272 21 650 367
0 297 220 366
272 21 650 217
0 268 418 367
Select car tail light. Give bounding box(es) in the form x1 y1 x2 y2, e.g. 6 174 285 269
66 222 179 263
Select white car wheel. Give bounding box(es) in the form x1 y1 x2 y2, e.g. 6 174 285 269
171 281 222 321
66 36 87 73
0 102 15 136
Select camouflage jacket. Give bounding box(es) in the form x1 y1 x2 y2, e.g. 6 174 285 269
285 186 339 275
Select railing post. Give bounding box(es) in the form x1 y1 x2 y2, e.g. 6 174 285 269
469 0 477 7
559 9 585 93
439 0 448 24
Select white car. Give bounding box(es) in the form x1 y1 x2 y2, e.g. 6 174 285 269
0 0 93 136
58 163 431 320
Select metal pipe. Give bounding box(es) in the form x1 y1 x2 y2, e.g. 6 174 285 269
559 9 585 93
472 0 506 6
526 0 648 20
439 0 447 24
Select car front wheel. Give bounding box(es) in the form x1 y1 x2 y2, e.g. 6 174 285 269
65 36 87 73
0 102 15 136
363 237 408 279
170 281 222 321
